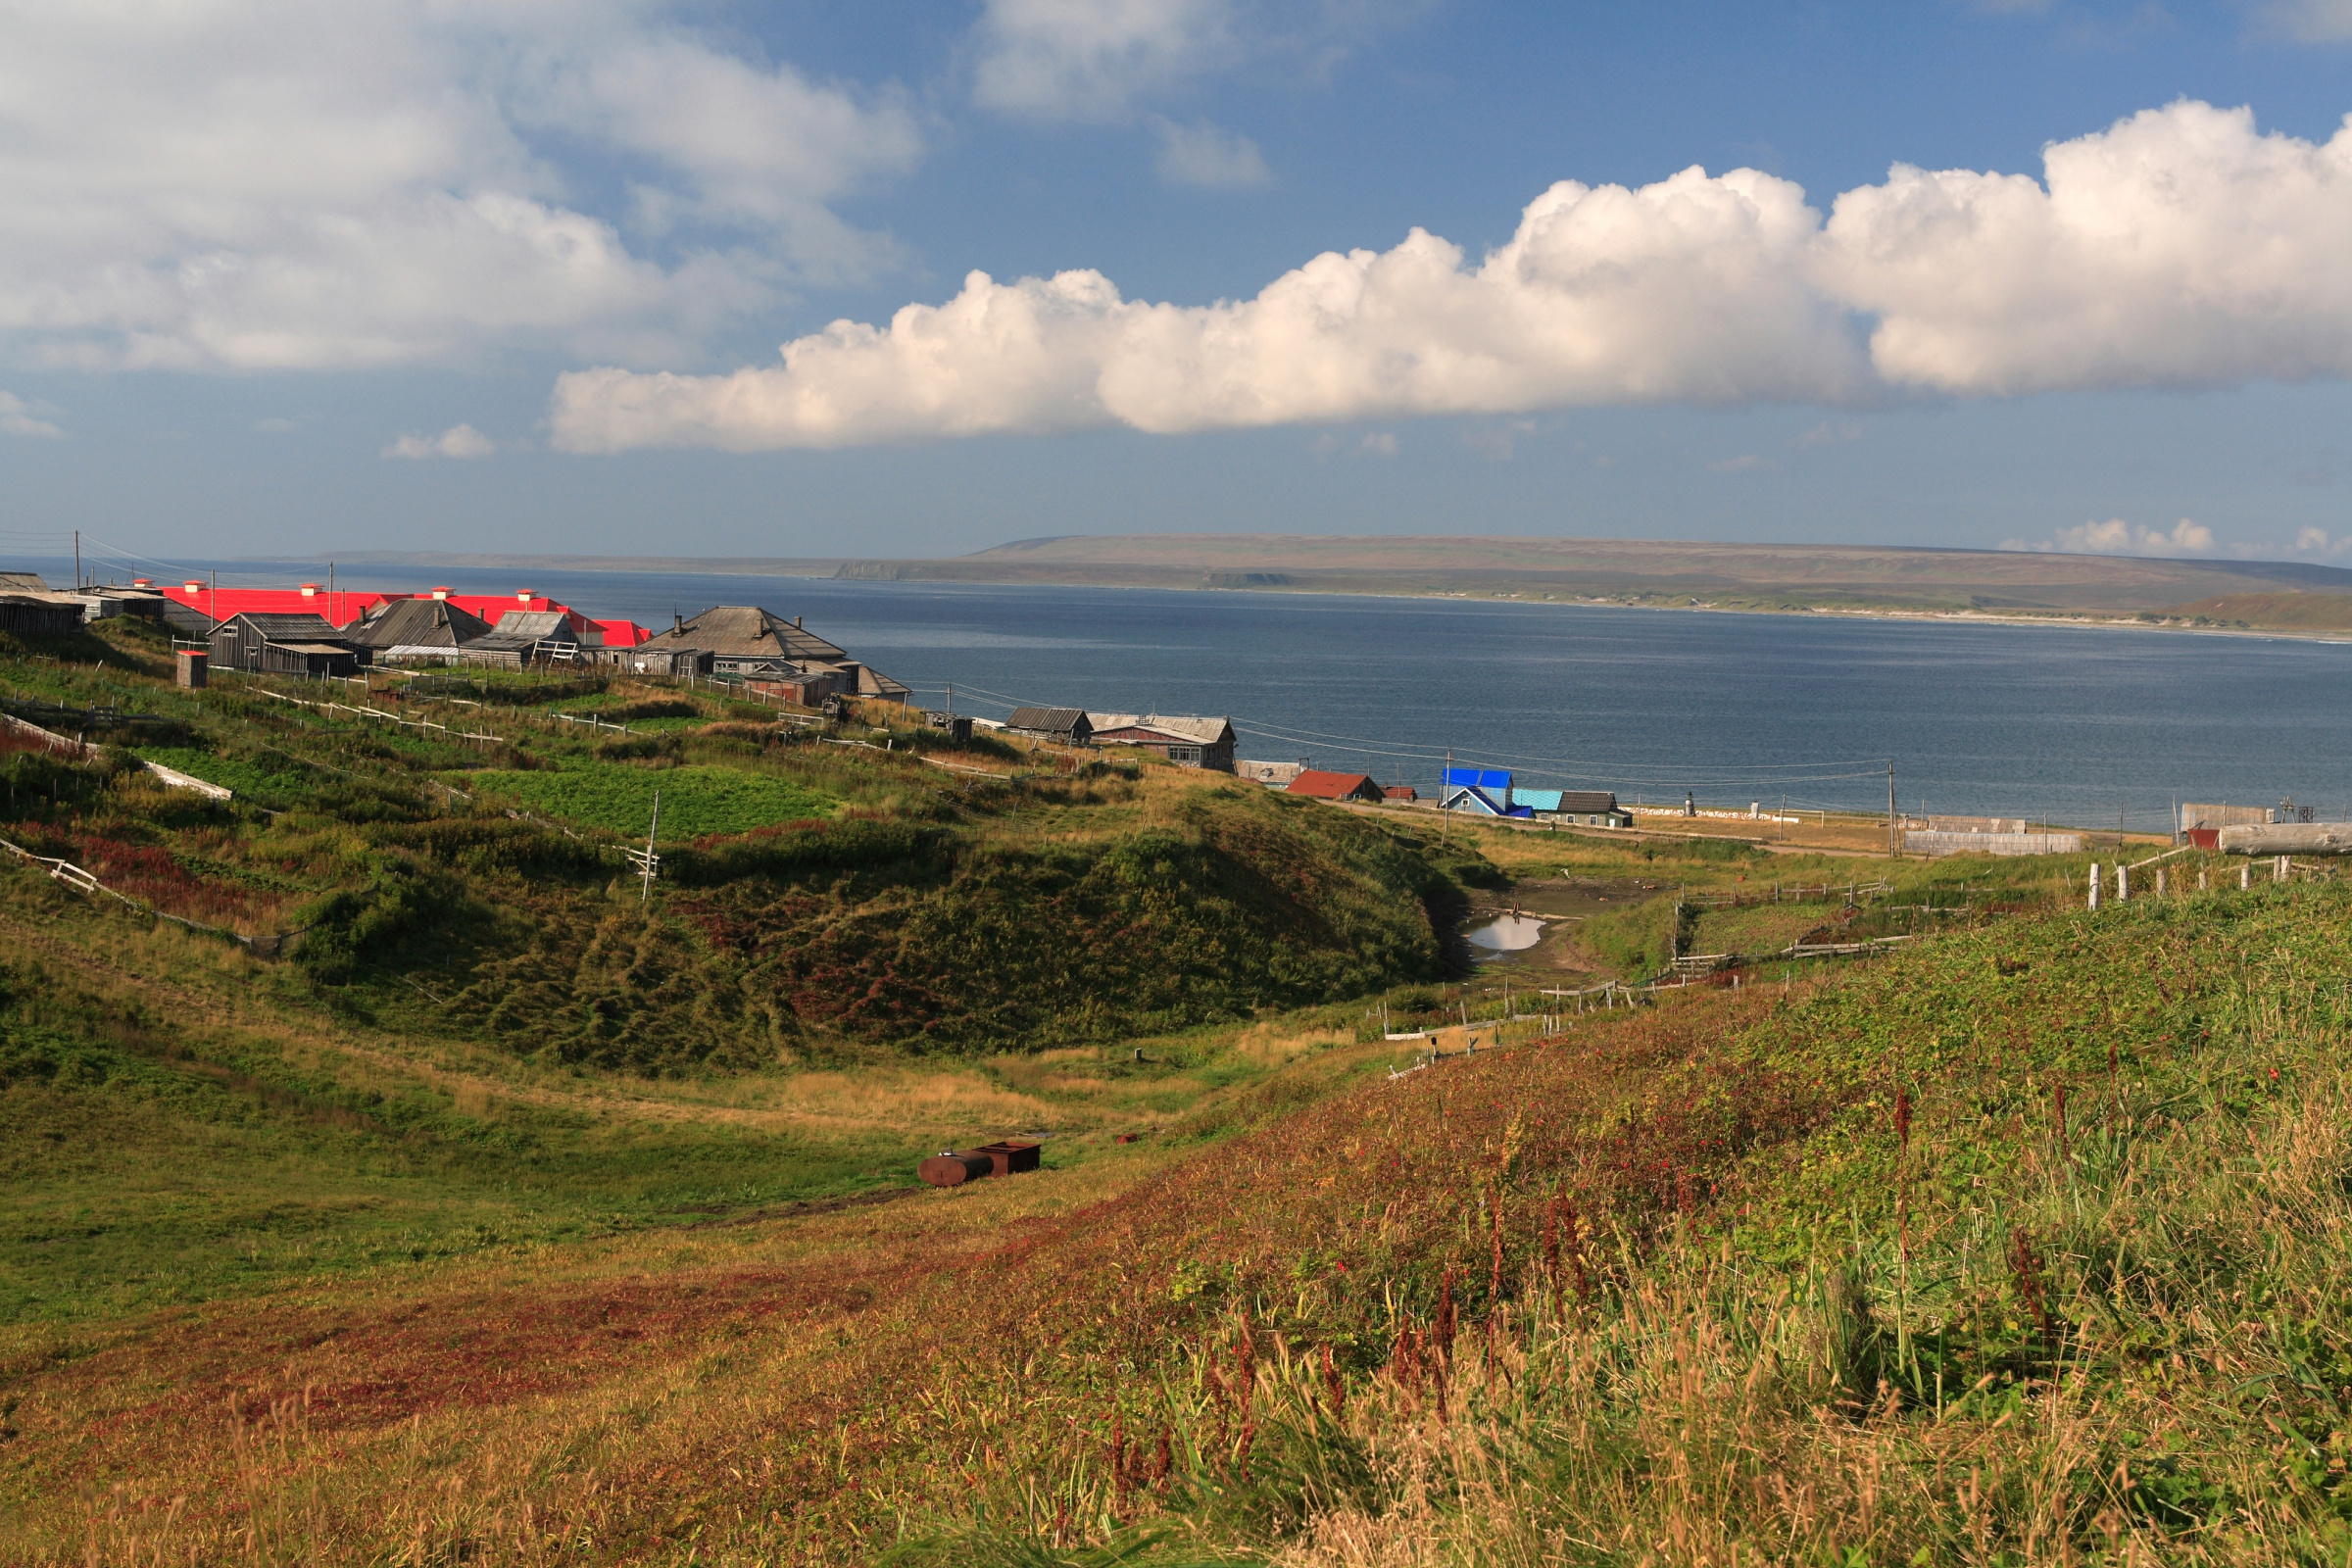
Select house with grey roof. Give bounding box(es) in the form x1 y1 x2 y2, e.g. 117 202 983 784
345 597 493 662
628 606 909 699
1005 707 1093 745
1087 713 1236 771
459 610 586 666
208 612 367 676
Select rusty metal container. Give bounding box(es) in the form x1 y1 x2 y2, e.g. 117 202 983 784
971 1139 1042 1176
917 1152 995 1187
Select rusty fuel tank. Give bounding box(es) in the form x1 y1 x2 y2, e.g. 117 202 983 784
918 1152 997 1187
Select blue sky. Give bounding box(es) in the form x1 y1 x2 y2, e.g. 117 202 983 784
4 0 2352 570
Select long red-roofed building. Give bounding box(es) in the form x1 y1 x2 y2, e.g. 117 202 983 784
148 578 649 648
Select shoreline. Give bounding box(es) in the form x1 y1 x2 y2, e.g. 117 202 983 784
61 548 2345 647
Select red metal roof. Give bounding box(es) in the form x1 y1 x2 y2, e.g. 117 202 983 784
157 583 648 646
594 618 653 647
160 584 386 627
1287 770 1380 800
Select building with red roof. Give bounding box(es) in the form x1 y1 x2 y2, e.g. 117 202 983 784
1285 770 1386 804
149 579 650 650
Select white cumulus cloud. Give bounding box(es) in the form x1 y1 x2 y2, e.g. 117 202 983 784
551 164 1863 450
1813 101 2352 397
384 423 496 460
550 99 2352 454
0 1 920 370
0 391 63 438
2005 517 2218 556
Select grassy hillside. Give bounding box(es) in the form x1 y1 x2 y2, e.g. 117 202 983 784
2164 591 2352 630
830 533 2352 626
7 614 2348 1566
12 858 2346 1564
1 617 1482 1067
0 615 1492 1328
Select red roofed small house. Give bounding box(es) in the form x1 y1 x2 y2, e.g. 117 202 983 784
1286 770 1386 804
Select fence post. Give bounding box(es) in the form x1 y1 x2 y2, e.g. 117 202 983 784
2087 863 2100 910
2117 863 2129 902
2277 855 2290 884
2240 863 2251 891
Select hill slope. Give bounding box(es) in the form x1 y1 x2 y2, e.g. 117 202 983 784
12 853 2350 1564
831 533 2352 625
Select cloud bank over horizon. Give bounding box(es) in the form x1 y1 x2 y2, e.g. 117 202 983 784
550 101 2352 453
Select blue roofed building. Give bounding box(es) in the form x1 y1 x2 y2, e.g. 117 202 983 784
1442 766 1531 817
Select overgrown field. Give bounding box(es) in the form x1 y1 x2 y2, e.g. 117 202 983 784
1 618 1487 1067
10 860 2349 1564
7 616 2341 1566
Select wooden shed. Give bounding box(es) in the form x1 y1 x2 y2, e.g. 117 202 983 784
0 595 87 640
1005 707 1094 746
208 612 366 676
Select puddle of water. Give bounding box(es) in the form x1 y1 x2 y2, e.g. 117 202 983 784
1466 913 1544 954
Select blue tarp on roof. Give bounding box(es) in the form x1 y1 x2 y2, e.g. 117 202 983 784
1443 765 1511 792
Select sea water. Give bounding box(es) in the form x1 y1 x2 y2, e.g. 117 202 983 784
147 564 2352 829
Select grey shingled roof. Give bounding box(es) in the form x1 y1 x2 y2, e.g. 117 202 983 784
466 611 575 652
220 612 346 642
637 606 849 662
1006 706 1088 734
1089 713 1233 746
346 597 492 650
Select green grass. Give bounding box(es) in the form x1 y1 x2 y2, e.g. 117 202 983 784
462 762 836 840
127 745 320 801
0 975 910 1325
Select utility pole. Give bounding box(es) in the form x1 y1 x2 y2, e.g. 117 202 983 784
1887 760 1897 857
208 569 218 633
74 530 81 590
329 562 336 626
1443 747 1452 844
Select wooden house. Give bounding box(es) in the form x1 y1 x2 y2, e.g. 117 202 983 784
1520 789 1632 827
1005 707 1093 745
344 597 493 663
629 606 909 700
460 611 584 666
1286 770 1386 804
1441 766 1521 816
207 612 366 676
0 595 86 639
1086 713 1236 771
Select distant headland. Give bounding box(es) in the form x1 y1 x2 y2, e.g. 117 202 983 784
326 535 2352 636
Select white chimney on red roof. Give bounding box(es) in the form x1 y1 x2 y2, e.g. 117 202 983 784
516 589 534 603
299 583 320 597
431 586 451 600
132 578 152 588
184 580 203 594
